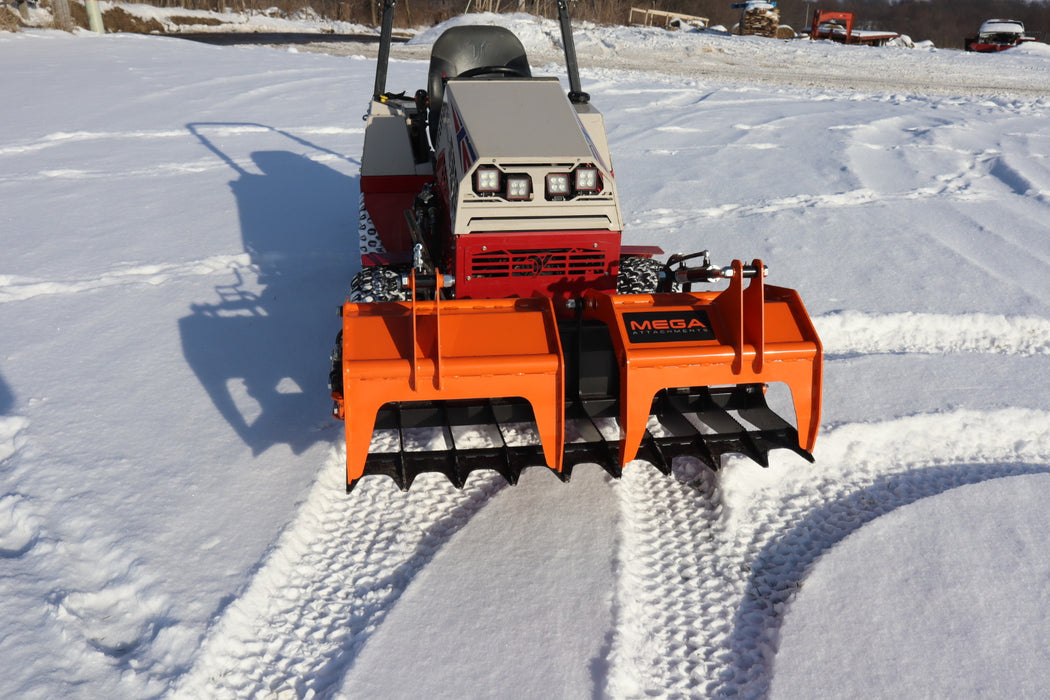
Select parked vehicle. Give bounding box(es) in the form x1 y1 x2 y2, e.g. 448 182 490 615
808 9 901 46
965 19 1036 52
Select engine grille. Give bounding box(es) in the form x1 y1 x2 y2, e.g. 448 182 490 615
467 248 607 278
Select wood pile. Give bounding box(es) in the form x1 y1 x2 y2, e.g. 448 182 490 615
629 7 708 30
741 4 779 37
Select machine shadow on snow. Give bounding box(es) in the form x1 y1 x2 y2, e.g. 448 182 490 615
0 371 13 416
722 461 1050 697
179 124 359 456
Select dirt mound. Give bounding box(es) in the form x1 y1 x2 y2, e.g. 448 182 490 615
1 6 24 32
102 6 163 33
63 2 162 33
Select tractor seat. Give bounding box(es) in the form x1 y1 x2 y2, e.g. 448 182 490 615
427 25 532 144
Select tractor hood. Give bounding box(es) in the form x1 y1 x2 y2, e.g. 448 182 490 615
443 78 597 162
436 78 621 236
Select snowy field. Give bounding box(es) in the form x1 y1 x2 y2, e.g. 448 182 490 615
3 13 1050 699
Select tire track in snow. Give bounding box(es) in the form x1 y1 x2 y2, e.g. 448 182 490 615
7 151 353 184
160 307 1047 698
0 126 363 158
0 416 35 558
604 408 1050 698
814 311 1050 356
0 125 361 183
0 255 254 304
600 308 1050 696
627 176 988 231
603 310 1050 696
172 450 505 700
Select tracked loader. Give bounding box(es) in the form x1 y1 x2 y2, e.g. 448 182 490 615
329 0 823 491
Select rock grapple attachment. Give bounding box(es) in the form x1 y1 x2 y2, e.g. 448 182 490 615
331 263 822 491
332 1 824 492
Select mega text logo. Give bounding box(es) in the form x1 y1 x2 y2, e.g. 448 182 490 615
623 310 716 344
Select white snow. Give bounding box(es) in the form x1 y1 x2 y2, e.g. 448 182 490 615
3 12 1050 699
770 473 1050 699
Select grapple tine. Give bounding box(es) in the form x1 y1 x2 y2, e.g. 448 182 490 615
448 472 467 489
651 391 719 470
635 430 672 475
746 439 770 468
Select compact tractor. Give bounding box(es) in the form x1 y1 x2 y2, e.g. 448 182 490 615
330 0 823 491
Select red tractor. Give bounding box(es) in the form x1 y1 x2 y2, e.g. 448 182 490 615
330 0 823 491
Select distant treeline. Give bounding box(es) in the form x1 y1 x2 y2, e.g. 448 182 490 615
131 0 1050 49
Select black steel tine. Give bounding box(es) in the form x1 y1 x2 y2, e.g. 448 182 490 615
574 397 622 476
652 390 718 470
395 403 410 490
487 398 525 486
438 403 468 489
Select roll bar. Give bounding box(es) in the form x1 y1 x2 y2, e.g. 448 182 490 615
371 0 587 104
372 0 398 101
556 0 589 103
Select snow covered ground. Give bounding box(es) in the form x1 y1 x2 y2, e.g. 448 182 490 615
3 13 1050 699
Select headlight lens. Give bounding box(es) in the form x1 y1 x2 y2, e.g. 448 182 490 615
546 173 571 198
574 167 600 193
475 167 501 194
506 175 532 200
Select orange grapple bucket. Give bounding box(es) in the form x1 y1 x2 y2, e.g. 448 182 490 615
582 259 822 468
336 280 565 486
333 261 822 489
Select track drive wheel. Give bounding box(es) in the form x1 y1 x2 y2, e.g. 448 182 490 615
349 265 411 302
617 256 672 294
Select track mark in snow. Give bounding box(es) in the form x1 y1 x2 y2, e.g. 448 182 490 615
52 578 172 659
0 418 38 559
39 530 188 696
8 151 353 184
604 408 1050 698
815 311 1050 356
0 255 254 304
0 126 363 158
26 158 231 182
0 494 40 558
605 460 729 698
173 450 505 699
336 467 619 698
987 154 1039 197
628 182 987 230
0 417 190 694
0 415 28 464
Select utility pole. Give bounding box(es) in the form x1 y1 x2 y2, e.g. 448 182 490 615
85 0 105 33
